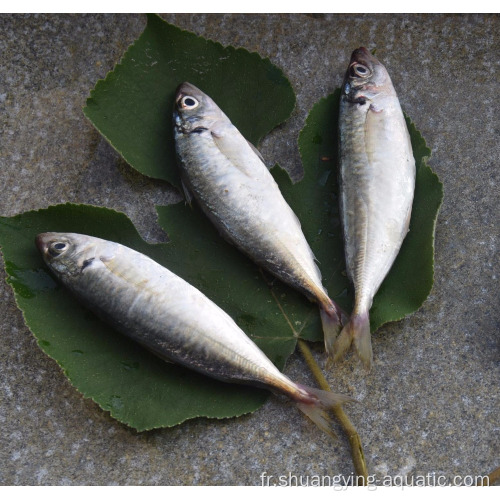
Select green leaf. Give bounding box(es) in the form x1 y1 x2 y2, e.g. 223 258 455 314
0 204 299 431
297 91 443 335
83 14 295 189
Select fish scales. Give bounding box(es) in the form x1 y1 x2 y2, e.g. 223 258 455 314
336 48 416 369
36 232 352 437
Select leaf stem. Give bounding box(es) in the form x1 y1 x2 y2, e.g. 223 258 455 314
484 465 500 486
297 338 368 483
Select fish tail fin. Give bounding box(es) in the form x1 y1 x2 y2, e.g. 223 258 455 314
353 313 373 371
320 299 347 359
296 402 336 439
295 384 354 439
334 311 372 370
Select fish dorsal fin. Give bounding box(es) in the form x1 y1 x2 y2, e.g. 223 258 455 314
211 123 266 176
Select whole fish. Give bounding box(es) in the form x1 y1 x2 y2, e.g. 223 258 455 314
173 82 345 356
336 48 416 369
36 232 352 437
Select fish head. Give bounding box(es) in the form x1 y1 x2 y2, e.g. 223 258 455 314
173 82 225 134
342 47 395 105
36 232 98 278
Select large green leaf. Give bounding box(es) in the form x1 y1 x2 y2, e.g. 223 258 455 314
297 91 443 334
83 14 295 188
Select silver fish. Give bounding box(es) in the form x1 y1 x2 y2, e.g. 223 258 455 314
36 232 352 436
173 82 345 355
336 48 416 369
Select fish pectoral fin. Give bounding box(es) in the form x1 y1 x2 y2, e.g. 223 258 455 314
211 124 265 177
245 139 266 165
181 179 193 205
369 102 384 113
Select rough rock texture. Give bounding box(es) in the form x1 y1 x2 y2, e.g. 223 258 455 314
0 13 498 486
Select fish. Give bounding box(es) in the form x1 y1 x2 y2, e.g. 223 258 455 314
173 82 346 357
36 232 353 437
336 48 416 369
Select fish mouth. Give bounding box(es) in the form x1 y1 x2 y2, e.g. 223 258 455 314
349 47 376 67
35 232 59 255
35 233 50 254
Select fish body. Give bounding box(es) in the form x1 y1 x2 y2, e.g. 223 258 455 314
173 82 344 354
36 232 351 436
336 48 416 369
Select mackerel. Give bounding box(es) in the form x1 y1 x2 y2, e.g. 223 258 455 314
336 48 416 369
173 82 345 355
36 232 352 436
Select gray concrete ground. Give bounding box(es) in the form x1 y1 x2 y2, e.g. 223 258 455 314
0 13 498 486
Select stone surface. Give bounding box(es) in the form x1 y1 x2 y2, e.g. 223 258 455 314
0 13 498 486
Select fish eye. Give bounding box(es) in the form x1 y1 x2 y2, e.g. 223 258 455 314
49 241 68 257
350 64 371 78
180 96 199 109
